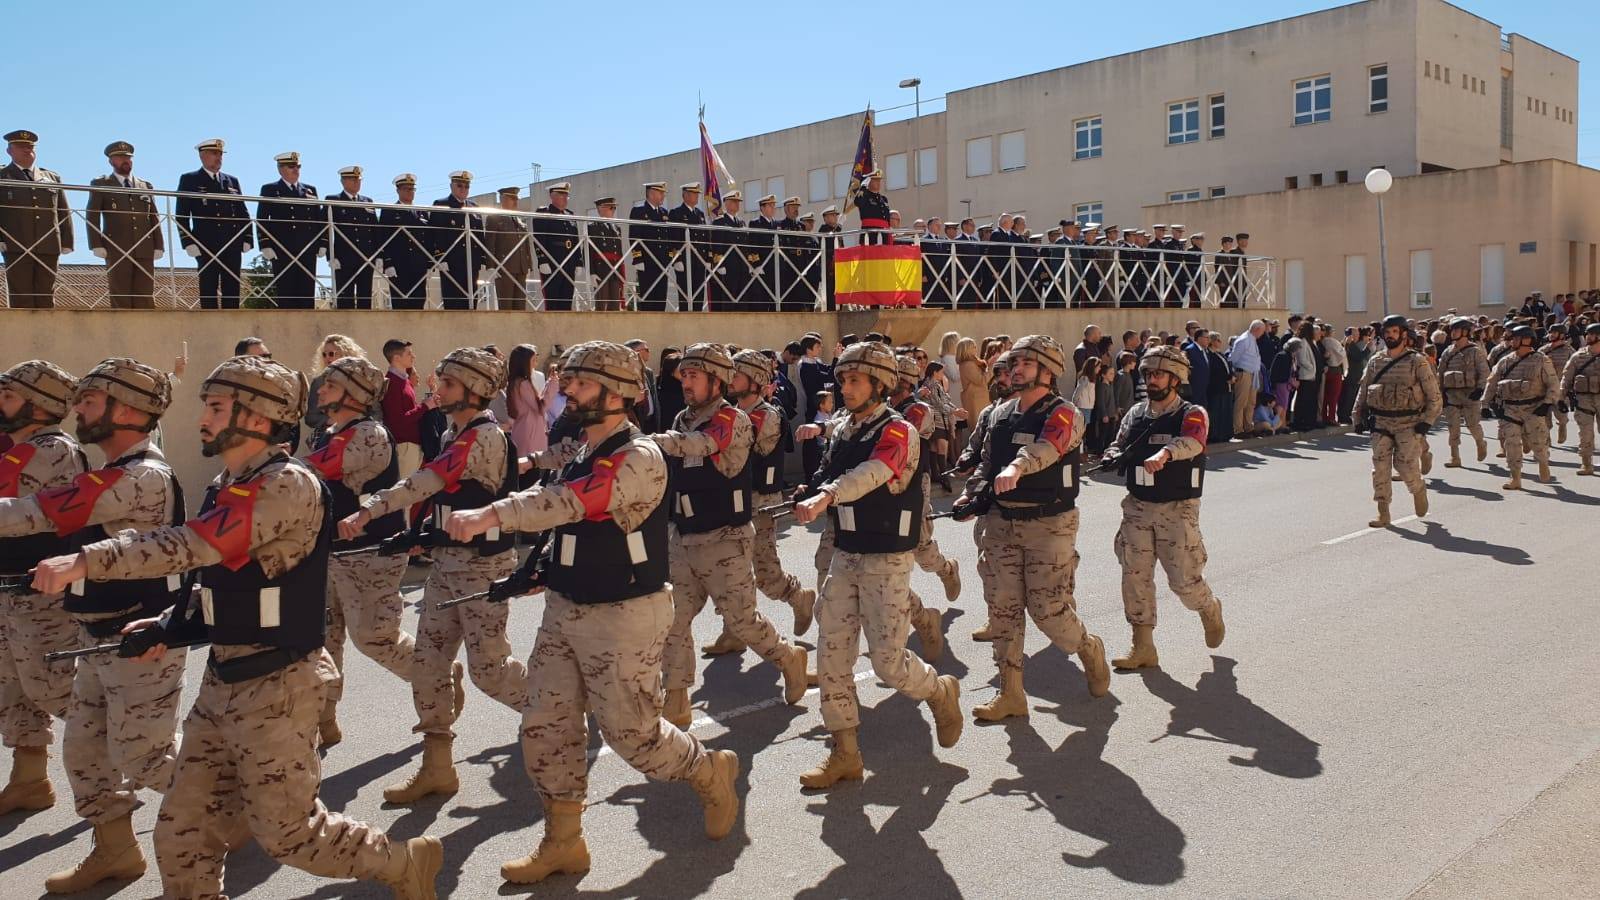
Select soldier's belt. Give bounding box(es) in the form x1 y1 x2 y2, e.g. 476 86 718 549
1368 407 1422 417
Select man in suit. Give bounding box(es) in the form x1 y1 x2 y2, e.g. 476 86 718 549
1 130 74 308
257 151 325 309
429 170 486 310
175 138 252 309
326 164 380 309
707 190 747 311
628 182 671 311
487 186 533 311
744 194 778 309
85 141 164 309
377 173 430 309
529 183 575 311
667 183 707 312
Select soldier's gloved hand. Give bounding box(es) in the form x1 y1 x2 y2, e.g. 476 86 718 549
1468 388 1484 401
1480 407 1494 418
183 244 201 258
1535 403 1552 416
92 247 107 259
1412 422 1430 435
118 618 169 661
1353 419 1369 434
951 494 977 521
260 247 277 261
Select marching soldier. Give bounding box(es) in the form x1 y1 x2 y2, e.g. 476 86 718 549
951 352 1015 641
628 181 671 311
442 341 740 884
302 356 417 748
1 130 74 308
651 344 808 728
257 151 325 309
1561 322 1600 475
1541 325 1575 444
891 354 959 660
175 139 252 309
668 183 708 312
744 194 779 308
953 335 1109 718
429 171 487 310
341 347 524 803
86 141 164 309
1351 315 1442 525
530 183 577 311
1101 346 1227 670
1482 324 1560 490
707 190 748 309
30 355 442 900
378 173 432 310
1437 317 1490 467
588 197 625 311
0 361 85 817
791 341 963 789
701 350 816 656
852 169 891 245
486 186 533 311
0 359 184 892
326 165 381 309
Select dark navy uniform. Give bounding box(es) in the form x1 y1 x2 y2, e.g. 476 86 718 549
257 154 324 309
531 187 578 311
667 189 708 312
628 187 671 311
708 202 747 311
774 206 813 312
377 174 430 310
853 183 891 246
174 140 252 309
744 202 778 309
429 174 485 310
326 168 380 310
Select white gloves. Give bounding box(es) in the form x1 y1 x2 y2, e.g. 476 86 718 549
574 266 585 279
329 259 341 271
241 242 252 253
260 248 277 261
674 262 685 272
92 247 107 259
0 241 8 253
384 267 397 278
184 245 201 258
154 249 164 261
538 263 551 275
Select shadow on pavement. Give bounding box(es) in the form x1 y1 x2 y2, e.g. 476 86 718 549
1393 521 1533 566
1140 656 1322 780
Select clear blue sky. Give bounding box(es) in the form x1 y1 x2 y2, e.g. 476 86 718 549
8 0 1596 198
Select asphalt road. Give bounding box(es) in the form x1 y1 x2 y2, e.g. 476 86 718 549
4 427 1598 899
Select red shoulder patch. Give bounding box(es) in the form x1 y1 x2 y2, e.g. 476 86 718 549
748 406 769 433
870 421 911 476
0 444 39 499
188 479 260 571
1181 407 1210 445
303 429 354 481
1040 405 1077 454
35 467 127 535
573 449 630 521
423 426 482 494
904 402 930 431
702 406 739 453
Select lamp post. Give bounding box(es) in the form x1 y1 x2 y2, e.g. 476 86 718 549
1364 167 1393 316
900 78 921 222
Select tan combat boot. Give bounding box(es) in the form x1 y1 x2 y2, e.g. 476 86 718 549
939 560 962 603
972 669 1028 722
1477 438 1489 462
912 606 945 662
799 728 864 790
1111 625 1160 670
450 660 466 722
1539 459 1554 483
926 675 963 747
700 628 746 657
689 749 740 839
662 687 693 729
1420 448 1433 475
1200 600 1226 649
1579 454 1595 476
1368 502 1390 529
319 708 343 750
779 646 809 705
44 814 145 893
0 746 54 815
383 735 459 804
1413 489 1429 518
1079 635 1111 698
971 621 996 642
791 587 816 636
1558 421 1568 444
501 800 590 884
1444 449 1463 468
380 835 443 899
1502 471 1522 491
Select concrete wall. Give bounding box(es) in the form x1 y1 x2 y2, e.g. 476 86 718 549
1143 159 1600 323
2 307 1256 503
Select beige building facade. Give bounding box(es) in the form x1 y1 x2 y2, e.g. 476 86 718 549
501 0 1576 233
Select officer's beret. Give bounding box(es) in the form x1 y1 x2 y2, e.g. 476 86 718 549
339 165 362 178
104 141 135 157
449 170 473 183
642 181 666 191
498 186 521 197
195 138 225 152
758 194 777 205
594 196 616 207
680 182 702 193
393 172 417 187
5 129 39 145
548 182 571 193
275 151 301 166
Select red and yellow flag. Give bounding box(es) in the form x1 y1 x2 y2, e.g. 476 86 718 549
834 244 922 307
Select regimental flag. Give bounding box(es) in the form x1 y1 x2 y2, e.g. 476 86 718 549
699 117 737 215
841 108 874 215
834 243 922 307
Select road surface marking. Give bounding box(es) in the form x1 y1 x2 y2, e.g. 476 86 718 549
1322 515 1420 545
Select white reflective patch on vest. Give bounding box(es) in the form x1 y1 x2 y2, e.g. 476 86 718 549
838 505 857 531
683 456 704 468
167 574 182 591
200 587 215 625
764 466 776 485
898 509 912 537
732 491 744 514
678 495 695 519
260 587 281 628
435 505 452 524
626 530 647 564
359 493 373 506
1013 432 1036 445
1192 468 1201 488
486 527 500 542
69 578 84 597
1064 466 1075 487
559 534 576 567
1136 467 1156 486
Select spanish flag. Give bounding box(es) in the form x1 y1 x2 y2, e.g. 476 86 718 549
834 244 922 307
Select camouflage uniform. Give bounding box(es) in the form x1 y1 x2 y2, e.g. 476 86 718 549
744 398 811 613
1483 347 1561 486
1560 329 1600 474
1437 335 1490 464
1541 334 1575 444
1351 347 1442 512
956 396 1004 640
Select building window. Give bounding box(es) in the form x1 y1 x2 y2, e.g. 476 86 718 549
1209 186 1227 198
885 153 908 191
742 180 762 203
1443 67 1450 85
1479 244 1505 305
916 147 938 186
833 164 851 199
807 168 830 203
1294 75 1332 125
966 136 993 177
1073 201 1103 223
999 130 1026 172
764 176 784 202
1209 94 1226 139
1167 99 1200 144
1410 249 1433 309
1167 189 1201 203
1369 64 1388 114
1074 117 1103 160
1285 176 1299 190
1424 61 1432 78
1310 172 1324 187
1345 255 1368 313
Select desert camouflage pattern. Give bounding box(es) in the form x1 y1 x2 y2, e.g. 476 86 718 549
1352 350 1442 503
1438 341 1490 456
1483 350 1561 476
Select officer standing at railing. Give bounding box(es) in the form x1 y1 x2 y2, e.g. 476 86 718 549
429 171 485 311
175 139 252 309
326 165 380 310
668 183 708 313
531 183 577 311
745 194 778 309
86 141 164 309
852 169 891 246
775 196 810 312
489 186 533 311
629 182 671 312
377 174 431 310
257 151 325 309
707 190 748 310
1 130 74 308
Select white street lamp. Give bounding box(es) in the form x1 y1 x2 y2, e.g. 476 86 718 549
1365 167 1393 316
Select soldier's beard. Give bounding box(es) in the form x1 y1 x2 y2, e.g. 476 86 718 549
570 392 623 426
0 413 30 433
200 429 247 457
1383 337 1404 349
75 416 117 445
1147 386 1174 402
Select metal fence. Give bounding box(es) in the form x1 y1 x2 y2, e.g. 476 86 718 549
0 181 1275 311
